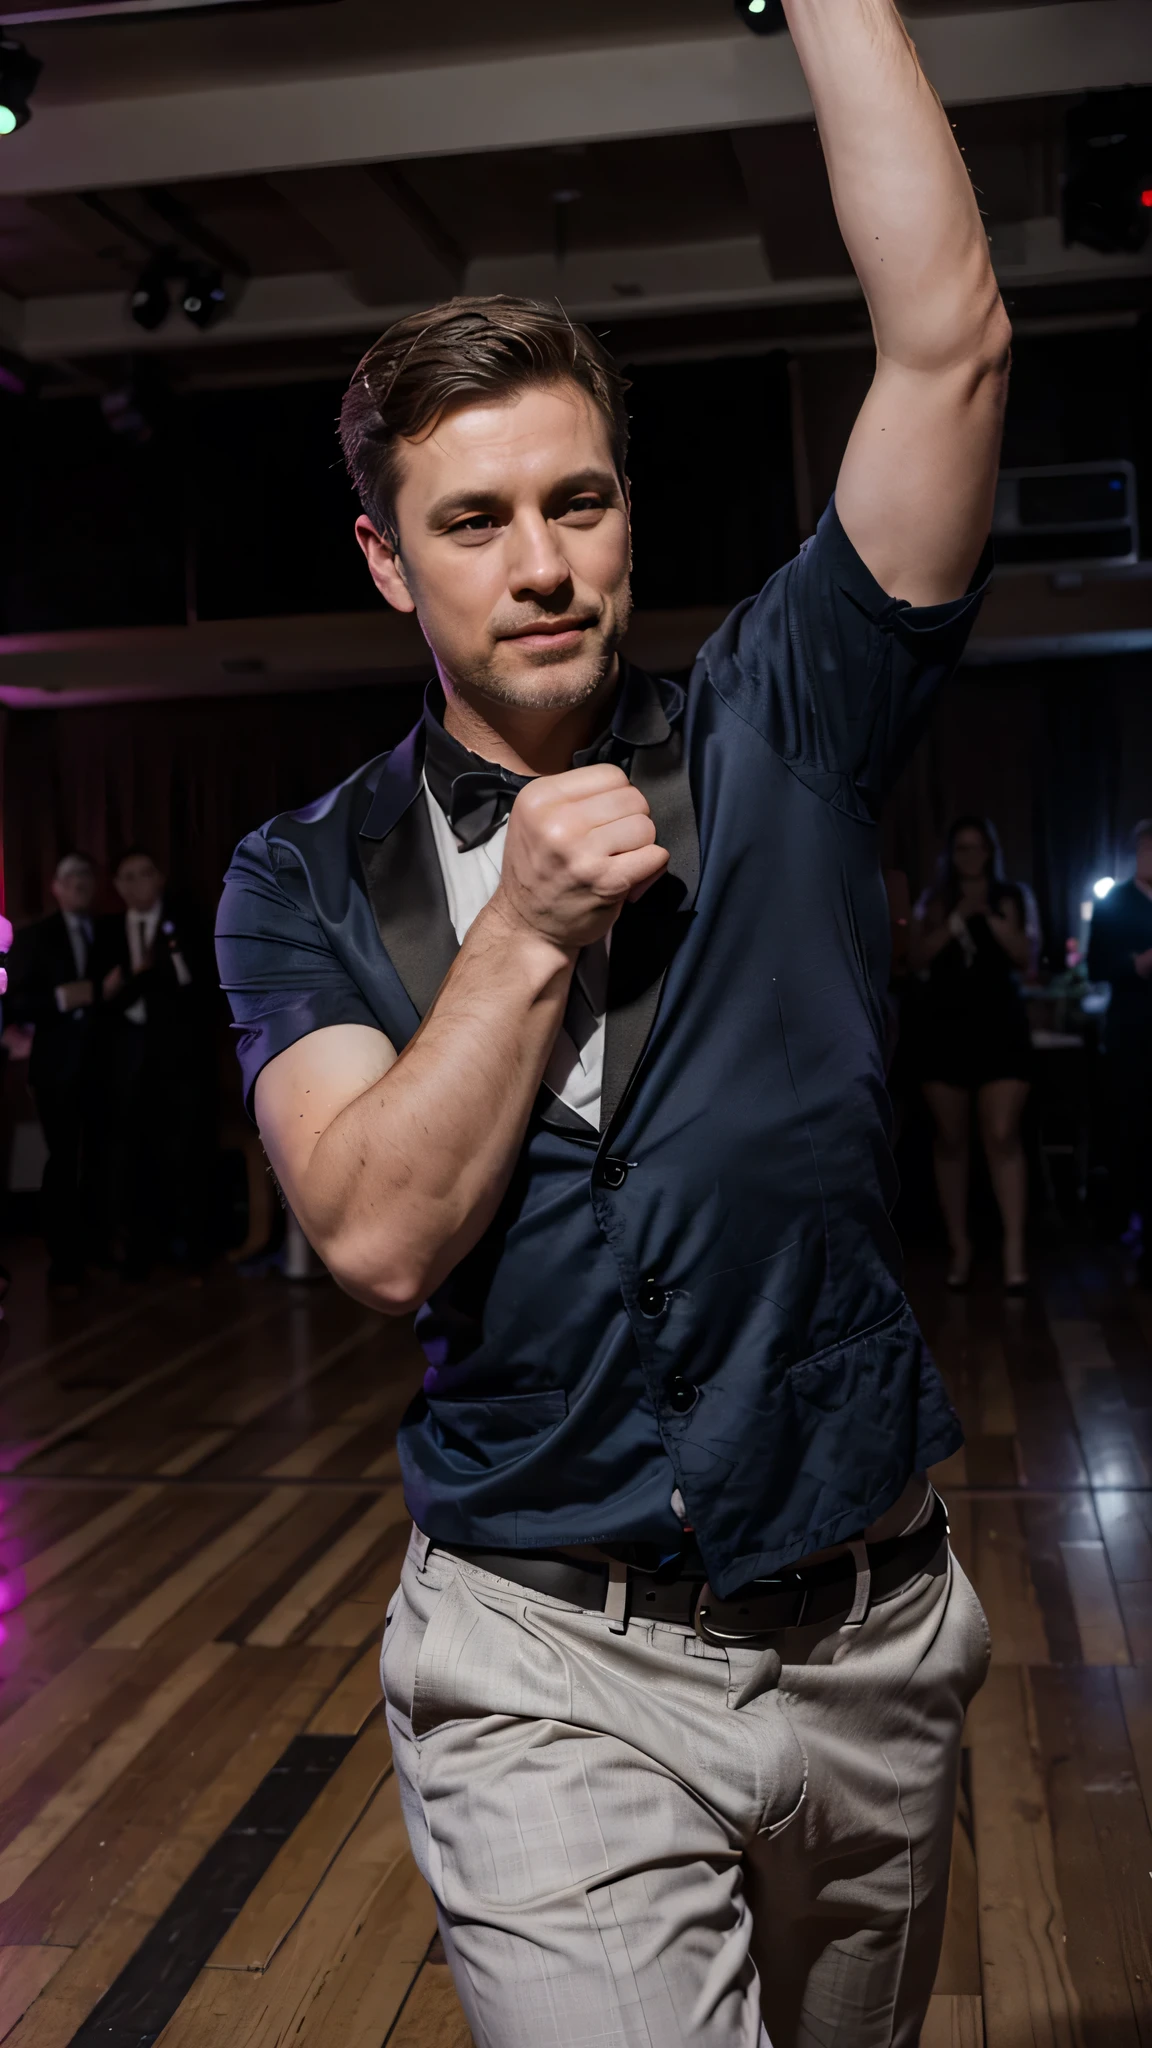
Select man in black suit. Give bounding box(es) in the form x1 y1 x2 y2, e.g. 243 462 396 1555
7 852 105 1289
97 848 217 1278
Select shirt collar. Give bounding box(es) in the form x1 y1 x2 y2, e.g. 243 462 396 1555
423 660 684 788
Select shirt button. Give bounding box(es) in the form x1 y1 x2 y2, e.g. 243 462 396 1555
596 1157 629 1190
666 1375 699 1414
638 1277 668 1318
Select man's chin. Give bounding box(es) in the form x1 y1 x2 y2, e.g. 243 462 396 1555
471 637 619 712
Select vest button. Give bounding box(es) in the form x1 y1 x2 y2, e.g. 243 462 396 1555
638 1277 668 1318
597 1157 628 1190
666 1375 699 1414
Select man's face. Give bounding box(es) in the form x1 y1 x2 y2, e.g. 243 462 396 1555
52 866 95 916
1136 833 1152 886
115 856 164 913
357 380 632 714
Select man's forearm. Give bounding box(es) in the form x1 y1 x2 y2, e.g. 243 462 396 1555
304 900 575 1312
783 0 1001 370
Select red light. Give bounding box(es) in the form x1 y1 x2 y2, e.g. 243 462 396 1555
1143 189 1152 209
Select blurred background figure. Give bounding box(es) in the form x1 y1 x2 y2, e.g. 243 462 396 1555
97 848 217 1280
6 853 106 1293
1088 819 1152 1288
908 816 1037 1292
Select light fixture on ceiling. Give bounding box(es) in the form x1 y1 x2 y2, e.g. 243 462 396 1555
129 250 231 333
0 36 40 134
129 251 174 332
734 0 787 33
180 260 228 331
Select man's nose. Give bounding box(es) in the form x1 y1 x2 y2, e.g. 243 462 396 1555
505 512 571 600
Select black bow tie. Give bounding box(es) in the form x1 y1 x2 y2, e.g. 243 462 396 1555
423 709 533 851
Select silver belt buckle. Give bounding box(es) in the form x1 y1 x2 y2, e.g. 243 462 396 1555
694 1574 807 1647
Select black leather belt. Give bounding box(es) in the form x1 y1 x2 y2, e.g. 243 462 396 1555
434 1494 949 1647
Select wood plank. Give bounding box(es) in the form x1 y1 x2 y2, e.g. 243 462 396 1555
155 1773 431 2048
1033 1665 1152 2040
10 1306 283 1469
1117 1666 1152 1824
246 1490 406 1649
306 1525 407 1650
971 1503 1050 1667
1029 1665 1141 2044
1 1650 347 2048
0 1643 234 1905
0 1948 70 2042
967 1664 1082 2047
919 1994 984 2048
1049 1316 1150 1490
305 1642 384 1739
97 1488 307 1649
1058 1541 1131 1665
209 1722 393 1972
1095 1490 1152 1584
13 1433 234 1604
208 1325 378 1431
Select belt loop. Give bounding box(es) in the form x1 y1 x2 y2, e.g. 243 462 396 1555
605 1558 629 1633
409 1526 431 1571
840 1539 872 1632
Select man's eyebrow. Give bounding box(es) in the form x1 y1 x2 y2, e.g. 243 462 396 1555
426 469 622 529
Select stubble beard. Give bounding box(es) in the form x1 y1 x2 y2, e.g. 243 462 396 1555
449 587 633 715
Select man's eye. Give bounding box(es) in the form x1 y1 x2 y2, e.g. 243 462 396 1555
447 514 498 535
561 496 605 519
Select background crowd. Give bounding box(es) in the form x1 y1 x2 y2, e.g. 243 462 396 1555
3 848 216 1292
0 808 1149 1303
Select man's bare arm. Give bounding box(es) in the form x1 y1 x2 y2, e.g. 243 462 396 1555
784 0 1011 604
255 764 667 1314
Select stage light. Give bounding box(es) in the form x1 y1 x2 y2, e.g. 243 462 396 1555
734 0 787 32
1143 190 1152 209
0 37 42 135
1093 876 1116 899
130 253 172 332
180 261 227 330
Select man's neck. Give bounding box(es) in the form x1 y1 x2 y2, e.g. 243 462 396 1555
439 658 620 778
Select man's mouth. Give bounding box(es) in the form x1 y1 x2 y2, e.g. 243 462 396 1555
502 616 596 648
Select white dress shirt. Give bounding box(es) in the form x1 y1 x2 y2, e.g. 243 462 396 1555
124 902 193 1024
423 779 608 1128
55 910 93 1013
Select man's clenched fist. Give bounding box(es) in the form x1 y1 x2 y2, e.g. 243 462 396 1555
493 764 669 952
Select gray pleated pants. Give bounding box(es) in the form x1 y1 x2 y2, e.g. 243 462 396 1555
381 1522 990 2048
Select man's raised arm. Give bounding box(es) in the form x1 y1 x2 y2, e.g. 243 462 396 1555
785 0 1010 605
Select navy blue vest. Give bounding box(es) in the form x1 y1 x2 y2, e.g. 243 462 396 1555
217 505 988 1594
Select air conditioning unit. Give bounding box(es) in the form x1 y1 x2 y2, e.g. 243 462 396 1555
992 461 1139 570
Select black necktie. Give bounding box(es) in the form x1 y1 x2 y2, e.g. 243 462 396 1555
423 712 532 851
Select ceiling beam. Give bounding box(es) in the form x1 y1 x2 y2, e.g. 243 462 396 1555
0 2 1148 199
13 215 1151 361
266 167 461 306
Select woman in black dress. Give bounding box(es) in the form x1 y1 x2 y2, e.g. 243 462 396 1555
909 816 1035 1290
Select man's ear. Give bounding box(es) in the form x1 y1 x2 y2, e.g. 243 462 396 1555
354 515 416 615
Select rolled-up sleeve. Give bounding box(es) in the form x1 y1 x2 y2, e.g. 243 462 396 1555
216 831 383 1116
701 498 992 809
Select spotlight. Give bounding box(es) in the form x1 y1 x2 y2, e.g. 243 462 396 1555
130 252 173 333
1063 87 1152 256
180 261 228 331
1093 877 1116 900
734 0 787 31
0 37 41 135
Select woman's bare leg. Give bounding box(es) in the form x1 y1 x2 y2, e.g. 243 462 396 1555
977 1079 1031 1286
922 1083 972 1284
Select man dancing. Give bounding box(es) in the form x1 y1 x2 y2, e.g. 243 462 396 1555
218 3 1008 2038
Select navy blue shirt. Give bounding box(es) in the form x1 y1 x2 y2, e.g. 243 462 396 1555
217 503 988 1594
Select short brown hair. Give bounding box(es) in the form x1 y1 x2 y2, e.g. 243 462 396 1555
339 295 630 543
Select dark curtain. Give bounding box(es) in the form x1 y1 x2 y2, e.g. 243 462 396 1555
2 680 426 927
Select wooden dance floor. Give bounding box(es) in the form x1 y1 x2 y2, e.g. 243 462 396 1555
2 1248 1152 2047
